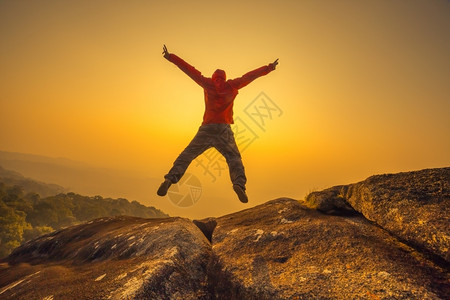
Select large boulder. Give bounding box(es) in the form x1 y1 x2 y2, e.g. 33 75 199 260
211 198 449 299
0 216 213 299
306 168 450 262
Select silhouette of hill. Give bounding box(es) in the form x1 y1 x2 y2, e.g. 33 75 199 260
0 168 448 299
0 151 161 201
0 166 66 197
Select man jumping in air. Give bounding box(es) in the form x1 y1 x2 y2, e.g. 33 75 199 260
157 45 278 203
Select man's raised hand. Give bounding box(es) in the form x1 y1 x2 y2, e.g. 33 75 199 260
162 44 170 59
270 58 279 70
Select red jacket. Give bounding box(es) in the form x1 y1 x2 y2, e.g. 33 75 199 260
167 54 274 125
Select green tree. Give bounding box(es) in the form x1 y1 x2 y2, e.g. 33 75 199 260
0 201 31 258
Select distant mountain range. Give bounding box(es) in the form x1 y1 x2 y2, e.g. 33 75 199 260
0 150 161 202
0 165 66 197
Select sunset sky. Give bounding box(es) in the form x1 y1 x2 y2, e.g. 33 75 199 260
1 0 449 218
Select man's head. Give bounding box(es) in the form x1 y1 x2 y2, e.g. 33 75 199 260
212 69 226 83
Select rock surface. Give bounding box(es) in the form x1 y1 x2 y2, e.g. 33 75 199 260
1 216 214 299
305 167 450 262
212 198 448 299
1 168 449 299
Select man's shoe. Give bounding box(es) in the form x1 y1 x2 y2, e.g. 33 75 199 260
233 184 248 203
157 179 172 196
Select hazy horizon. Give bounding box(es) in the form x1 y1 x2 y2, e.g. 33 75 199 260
1 1 449 218
1 149 448 219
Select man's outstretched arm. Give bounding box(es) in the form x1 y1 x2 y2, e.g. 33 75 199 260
229 58 279 90
162 45 206 87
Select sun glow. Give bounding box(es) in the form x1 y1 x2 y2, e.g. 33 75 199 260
1 0 449 218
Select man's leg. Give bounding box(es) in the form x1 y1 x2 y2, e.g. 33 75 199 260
158 126 211 196
214 125 248 202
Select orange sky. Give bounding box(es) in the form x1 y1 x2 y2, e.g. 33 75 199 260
1 0 449 218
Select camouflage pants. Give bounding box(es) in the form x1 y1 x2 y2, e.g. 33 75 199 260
164 123 246 188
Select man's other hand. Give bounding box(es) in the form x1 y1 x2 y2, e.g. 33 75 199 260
163 44 170 59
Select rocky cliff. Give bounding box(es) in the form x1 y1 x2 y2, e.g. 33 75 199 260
1 168 449 299
305 167 449 263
